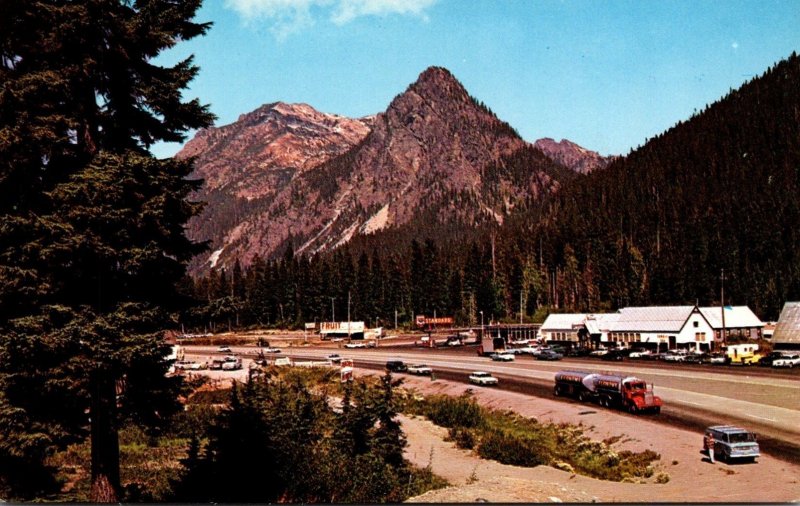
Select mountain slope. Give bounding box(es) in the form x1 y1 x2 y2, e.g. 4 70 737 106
189 67 584 271
520 53 800 318
178 102 372 262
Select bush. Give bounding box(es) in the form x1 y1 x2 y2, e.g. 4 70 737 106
477 429 551 467
416 394 485 429
447 427 477 449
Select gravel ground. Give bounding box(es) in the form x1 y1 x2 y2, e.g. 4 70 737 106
394 375 800 503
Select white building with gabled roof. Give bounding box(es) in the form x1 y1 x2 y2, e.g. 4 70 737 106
539 313 588 344
609 305 716 352
698 306 764 341
540 304 763 352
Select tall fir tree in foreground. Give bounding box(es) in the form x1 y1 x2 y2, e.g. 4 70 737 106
0 0 213 501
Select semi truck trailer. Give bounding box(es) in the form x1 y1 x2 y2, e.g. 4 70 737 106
554 370 663 414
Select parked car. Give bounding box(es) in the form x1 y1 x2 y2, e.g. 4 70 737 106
683 353 707 364
327 354 342 363
446 335 463 346
601 350 625 361
174 360 206 370
515 346 541 355
510 338 531 345
490 352 515 362
271 357 292 367
758 351 788 367
217 345 232 353
707 353 729 365
469 371 499 386
567 347 592 357
772 354 800 368
262 347 281 353
589 349 609 357
663 352 686 362
628 349 652 359
407 364 433 375
344 342 366 349
704 425 760 462
385 360 407 372
221 356 242 370
537 349 563 361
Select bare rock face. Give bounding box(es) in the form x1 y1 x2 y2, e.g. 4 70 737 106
181 67 608 274
533 137 612 174
177 102 372 270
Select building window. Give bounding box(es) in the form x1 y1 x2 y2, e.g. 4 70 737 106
695 332 705 342
693 321 699 328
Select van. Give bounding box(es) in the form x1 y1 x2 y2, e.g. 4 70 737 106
704 425 760 462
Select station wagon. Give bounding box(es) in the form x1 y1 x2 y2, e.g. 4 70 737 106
704 425 760 462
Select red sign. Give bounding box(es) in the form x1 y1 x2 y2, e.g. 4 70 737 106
415 315 454 328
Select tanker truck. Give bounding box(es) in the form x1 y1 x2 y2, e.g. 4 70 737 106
554 370 663 414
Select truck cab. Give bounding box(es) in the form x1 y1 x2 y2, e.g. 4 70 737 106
621 378 662 414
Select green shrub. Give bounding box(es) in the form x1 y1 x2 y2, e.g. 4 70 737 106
418 394 485 429
447 427 477 449
477 429 551 467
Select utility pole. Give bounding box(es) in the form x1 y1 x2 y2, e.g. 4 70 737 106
720 269 727 350
330 297 335 323
347 290 351 341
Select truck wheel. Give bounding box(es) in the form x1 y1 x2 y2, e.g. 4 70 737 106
654 406 661 414
578 392 586 402
554 387 560 397
629 404 638 414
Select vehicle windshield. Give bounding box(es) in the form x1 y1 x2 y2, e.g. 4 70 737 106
626 381 646 390
729 432 756 443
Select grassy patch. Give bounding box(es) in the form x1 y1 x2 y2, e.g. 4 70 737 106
405 392 660 482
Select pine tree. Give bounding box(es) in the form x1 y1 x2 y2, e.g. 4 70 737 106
0 1 213 501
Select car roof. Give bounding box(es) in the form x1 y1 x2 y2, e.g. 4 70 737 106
708 425 750 433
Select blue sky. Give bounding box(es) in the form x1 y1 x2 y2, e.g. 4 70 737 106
152 0 800 159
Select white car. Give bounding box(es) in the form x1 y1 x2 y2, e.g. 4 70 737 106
510 339 531 345
344 342 366 349
469 371 499 386
221 356 242 370
628 350 653 359
772 354 800 368
407 364 433 375
174 360 206 371
327 354 342 363
217 345 232 353
515 346 540 355
589 349 608 357
262 347 281 353
490 352 515 362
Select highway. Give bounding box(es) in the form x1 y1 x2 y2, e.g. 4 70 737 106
182 343 800 462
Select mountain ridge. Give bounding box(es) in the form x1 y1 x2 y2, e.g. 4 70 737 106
179 66 611 273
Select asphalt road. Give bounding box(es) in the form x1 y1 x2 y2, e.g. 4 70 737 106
182 342 800 463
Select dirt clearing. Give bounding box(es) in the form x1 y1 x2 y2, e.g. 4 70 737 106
393 375 800 503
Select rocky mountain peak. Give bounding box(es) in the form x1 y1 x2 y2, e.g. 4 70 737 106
181 67 609 274
533 137 613 174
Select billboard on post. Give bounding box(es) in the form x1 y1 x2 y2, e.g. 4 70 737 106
415 315 454 329
319 321 365 335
